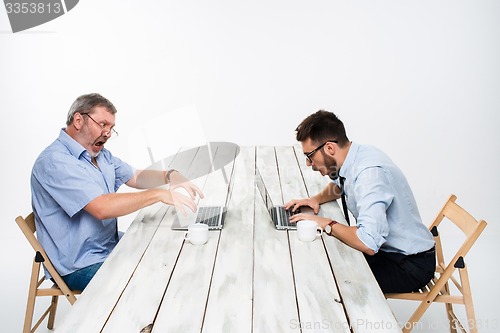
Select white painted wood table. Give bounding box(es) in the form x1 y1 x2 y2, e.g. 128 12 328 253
56 145 401 333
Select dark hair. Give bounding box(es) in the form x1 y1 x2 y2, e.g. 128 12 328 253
295 110 349 147
66 93 117 126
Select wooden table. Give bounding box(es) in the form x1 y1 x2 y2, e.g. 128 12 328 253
57 145 401 333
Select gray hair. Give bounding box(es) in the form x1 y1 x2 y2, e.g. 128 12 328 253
66 93 117 126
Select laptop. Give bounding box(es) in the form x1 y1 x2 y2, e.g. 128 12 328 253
171 204 227 230
255 169 301 230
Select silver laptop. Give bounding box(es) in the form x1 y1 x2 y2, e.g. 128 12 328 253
255 169 300 230
171 204 227 230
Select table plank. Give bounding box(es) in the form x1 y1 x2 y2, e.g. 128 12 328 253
253 146 299 333
151 145 237 332
55 203 168 333
276 146 350 333
102 211 183 332
275 146 308 201
103 145 223 331
202 146 255 333
150 234 220 332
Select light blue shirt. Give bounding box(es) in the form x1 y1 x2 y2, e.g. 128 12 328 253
335 142 434 255
31 129 134 278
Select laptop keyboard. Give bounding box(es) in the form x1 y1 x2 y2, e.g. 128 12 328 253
195 207 221 227
273 206 301 227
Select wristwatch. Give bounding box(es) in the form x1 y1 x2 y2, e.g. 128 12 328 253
324 220 338 236
165 169 178 183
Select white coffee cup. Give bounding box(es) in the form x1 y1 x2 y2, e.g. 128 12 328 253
184 223 209 245
296 220 322 242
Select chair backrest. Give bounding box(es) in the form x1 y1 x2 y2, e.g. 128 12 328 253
16 213 77 303
429 194 487 272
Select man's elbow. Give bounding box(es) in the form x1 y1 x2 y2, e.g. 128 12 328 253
355 232 377 256
84 196 111 220
362 248 376 256
84 206 109 220
90 209 109 220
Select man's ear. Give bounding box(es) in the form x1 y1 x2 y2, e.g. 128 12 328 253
324 142 336 156
73 112 84 130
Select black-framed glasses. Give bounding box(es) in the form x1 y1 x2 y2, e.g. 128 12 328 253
304 140 337 163
82 113 118 138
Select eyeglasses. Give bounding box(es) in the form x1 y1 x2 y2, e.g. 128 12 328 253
82 113 118 138
304 140 337 163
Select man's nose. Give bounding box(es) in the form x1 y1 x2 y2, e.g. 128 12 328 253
102 130 111 138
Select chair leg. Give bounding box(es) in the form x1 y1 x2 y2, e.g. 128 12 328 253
402 323 414 333
459 266 478 333
47 295 59 329
441 281 457 333
403 301 433 333
445 303 457 333
23 260 40 333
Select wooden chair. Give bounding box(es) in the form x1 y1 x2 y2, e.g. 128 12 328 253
16 213 81 333
385 194 487 333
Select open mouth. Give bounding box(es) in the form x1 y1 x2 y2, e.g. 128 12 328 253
94 137 107 148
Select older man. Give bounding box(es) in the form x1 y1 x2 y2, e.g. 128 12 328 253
31 93 203 290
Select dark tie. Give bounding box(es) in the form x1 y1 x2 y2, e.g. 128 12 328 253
339 176 350 226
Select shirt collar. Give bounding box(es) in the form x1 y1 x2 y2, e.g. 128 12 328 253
338 141 359 179
57 128 87 159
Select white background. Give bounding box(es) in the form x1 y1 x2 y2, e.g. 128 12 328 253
1 1 499 332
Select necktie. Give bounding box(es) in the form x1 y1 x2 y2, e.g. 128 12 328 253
339 176 350 226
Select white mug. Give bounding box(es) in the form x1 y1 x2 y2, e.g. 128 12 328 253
296 220 322 242
184 223 208 245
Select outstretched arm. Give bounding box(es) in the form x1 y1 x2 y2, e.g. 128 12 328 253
126 169 204 200
84 188 196 220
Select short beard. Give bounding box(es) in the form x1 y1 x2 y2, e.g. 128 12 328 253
321 149 339 180
88 150 100 158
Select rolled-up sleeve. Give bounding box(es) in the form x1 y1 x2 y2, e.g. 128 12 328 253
353 167 394 253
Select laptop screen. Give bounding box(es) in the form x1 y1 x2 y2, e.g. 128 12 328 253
256 169 274 211
171 205 225 230
173 205 200 228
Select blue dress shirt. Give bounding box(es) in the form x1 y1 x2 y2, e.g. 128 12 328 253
335 142 434 255
31 129 134 278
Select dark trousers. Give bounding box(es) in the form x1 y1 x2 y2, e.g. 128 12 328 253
364 247 436 293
